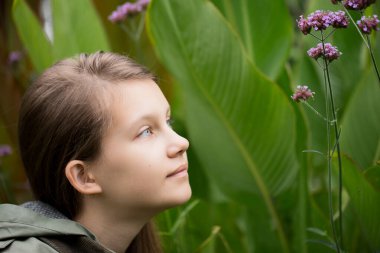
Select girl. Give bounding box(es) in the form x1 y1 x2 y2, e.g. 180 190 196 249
0 52 191 253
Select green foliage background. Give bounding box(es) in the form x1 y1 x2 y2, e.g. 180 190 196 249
1 0 380 252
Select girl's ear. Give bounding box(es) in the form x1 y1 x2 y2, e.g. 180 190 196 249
65 160 102 195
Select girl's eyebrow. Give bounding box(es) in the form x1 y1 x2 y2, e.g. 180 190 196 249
129 106 171 128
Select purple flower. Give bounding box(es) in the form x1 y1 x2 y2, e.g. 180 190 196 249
0 145 12 158
307 10 332 31
8 51 23 65
297 10 349 35
344 0 376 10
291 85 315 102
297 15 311 35
307 43 342 62
329 11 349 28
108 0 150 23
357 15 380 34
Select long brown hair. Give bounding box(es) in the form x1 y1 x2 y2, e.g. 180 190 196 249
18 52 162 253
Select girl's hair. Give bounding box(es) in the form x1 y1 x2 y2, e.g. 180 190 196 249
18 52 162 253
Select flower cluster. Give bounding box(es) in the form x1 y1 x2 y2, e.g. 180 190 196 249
8 51 23 65
0 145 12 158
357 15 380 34
291 86 315 102
108 0 150 23
297 10 349 35
307 43 342 62
344 0 376 10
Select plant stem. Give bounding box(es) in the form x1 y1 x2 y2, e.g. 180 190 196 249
365 33 380 87
327 53 344 253
194 226 221 252
342 5 380 87
321 32 344 252
342 6 370 49
323 65 340 253
302 101 329 122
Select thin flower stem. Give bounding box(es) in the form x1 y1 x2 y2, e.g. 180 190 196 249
119 14 146 63
321 31 344 252
331 128 342 156
316 59 324 69
341 5 380 87
136 12 146 41
327 66 345 253
302 149 325 157
194 226 221 252
301 101 329 122
119 23 137 41
217 232 235 253
365 33 380 87
325 28 336 40
323 66 341 253
341 5 370 49
309 32 322 41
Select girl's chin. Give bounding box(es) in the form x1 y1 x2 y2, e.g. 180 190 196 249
165 184 192 208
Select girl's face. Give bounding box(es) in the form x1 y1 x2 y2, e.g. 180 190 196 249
91 79 191 216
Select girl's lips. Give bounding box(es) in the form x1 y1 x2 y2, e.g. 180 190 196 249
167 164 188 178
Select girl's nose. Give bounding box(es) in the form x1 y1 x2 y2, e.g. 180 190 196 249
167 131 190 158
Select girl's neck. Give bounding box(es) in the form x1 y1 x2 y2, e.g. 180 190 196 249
74 200 152 253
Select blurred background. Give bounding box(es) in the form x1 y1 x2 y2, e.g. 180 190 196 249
1 0 380 252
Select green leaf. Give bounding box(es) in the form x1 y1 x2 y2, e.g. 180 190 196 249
276 65 310 253
336 156 380 251
12 0 53 72
156 200 248 253
363 165 380 192
147 0 298 251
51 0 110 60
340 71 380 169
210 0 294 79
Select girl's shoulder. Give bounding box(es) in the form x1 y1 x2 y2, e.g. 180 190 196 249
0 202 111 252
0 237 59 253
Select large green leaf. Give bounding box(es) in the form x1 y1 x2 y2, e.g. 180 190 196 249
340 71 380 169
51 0 110 60
147 0 298 203
210 0 294 79
12 0 110 71
337 156 380 251
12 0 53 72
147 0 298 251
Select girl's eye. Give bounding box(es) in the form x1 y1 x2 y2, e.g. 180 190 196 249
167 118 174 128
139 127 153 137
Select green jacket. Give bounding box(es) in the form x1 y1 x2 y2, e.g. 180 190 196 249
0 201 113 252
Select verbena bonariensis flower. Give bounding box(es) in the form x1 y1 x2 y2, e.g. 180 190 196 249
291 85 315 102
298 15 312 35
8 51 23 65
357 15 380 34
108 0 150 23
307 43 342 62
0 145 12 158
297 11 349 35
329 11 349 28
307 10 332 31
344 0 376 10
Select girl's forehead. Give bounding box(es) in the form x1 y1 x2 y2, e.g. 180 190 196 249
110 79 167 106
106 79 170 125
